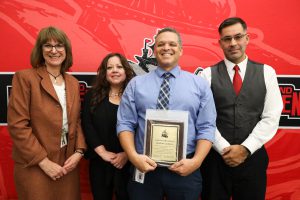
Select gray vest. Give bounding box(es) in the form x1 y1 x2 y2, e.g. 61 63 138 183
211 60 266 144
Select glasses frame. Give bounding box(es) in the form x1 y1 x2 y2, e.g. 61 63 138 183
220 33 248 43
42 43 65 52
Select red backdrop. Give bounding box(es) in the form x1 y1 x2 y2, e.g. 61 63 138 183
0 0 299 199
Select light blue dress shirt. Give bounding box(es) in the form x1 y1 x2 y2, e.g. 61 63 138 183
117 66 216 154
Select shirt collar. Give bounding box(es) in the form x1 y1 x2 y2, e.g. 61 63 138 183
224 55 248 74
155 65 180 78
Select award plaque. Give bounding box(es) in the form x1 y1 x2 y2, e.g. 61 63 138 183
145 120 184 166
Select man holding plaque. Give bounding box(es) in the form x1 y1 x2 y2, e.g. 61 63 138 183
200 17 283 200
117 27 216 200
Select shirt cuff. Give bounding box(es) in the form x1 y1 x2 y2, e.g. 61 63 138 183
213 139 230 155
212 129 230 155
241 136 263 154
116 124 135 135
196 132 215 144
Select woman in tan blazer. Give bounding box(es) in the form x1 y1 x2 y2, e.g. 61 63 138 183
7 26 86 200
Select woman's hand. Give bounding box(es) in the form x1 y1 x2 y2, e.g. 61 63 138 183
100 150 117 162
111 152 128 169
95 145 117 162
38 157 67 181
63 152 83 173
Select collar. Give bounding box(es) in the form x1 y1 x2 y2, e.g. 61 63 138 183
224 56 248 74
155 65 180 78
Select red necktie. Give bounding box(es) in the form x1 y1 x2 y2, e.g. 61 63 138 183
233 65 242 95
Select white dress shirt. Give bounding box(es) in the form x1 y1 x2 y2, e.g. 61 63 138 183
201 56 283 155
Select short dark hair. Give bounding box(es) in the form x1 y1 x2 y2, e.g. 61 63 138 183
30 26 73 73
155 27 182 48
218 17 247 34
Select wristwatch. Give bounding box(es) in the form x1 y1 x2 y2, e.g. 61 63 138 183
75 149 84 156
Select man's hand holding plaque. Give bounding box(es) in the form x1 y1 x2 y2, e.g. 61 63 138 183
145 121 184 166
144 110 188 167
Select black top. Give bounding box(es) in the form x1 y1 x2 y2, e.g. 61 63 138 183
82 90 123 159
82 90 130 191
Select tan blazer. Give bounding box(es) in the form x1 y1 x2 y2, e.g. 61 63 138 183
8 66 86 167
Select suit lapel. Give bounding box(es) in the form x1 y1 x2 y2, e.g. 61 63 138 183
37 67 60 103
64 74 75 119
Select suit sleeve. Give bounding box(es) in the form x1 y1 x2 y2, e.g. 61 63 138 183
74 82 87 151
7 71 47 167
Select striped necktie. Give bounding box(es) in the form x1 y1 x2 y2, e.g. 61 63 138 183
156 72 171 110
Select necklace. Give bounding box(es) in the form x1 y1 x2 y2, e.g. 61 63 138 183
109 92 122 98
47 70 61 83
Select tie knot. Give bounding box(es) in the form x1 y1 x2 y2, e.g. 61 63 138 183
233 65 240 72
163 72 172 79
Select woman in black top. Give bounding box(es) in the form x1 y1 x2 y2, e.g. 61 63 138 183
82 53 134 200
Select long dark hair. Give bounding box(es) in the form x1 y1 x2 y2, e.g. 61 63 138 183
89 53 134 112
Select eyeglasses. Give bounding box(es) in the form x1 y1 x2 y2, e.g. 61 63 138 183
42 43 65 52
220 33 248 43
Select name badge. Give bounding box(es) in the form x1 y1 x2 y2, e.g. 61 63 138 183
60 131 68 148
133 167 145 183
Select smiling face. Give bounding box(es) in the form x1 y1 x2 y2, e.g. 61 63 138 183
154 31 183 71
106 56 126 87
219 23 249 64
42 39 66 69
